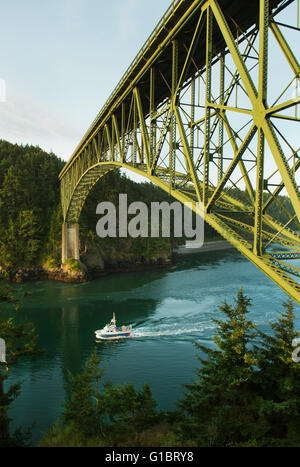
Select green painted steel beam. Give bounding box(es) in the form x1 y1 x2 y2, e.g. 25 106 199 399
60 0 300 303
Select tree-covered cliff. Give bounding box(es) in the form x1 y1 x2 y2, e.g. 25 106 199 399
0 140 183 276
0 141 64 268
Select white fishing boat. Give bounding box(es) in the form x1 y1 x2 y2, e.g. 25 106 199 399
95 313 132 340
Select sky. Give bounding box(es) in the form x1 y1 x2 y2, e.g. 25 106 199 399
0 0 171 161
0 0 298 175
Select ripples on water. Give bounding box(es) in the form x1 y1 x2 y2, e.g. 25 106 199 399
3 248 300 445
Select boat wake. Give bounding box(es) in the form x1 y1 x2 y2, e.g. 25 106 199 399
132 328 204 338
131 317 215 339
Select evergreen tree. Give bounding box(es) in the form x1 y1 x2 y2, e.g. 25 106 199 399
0 284 42 446
178 288 258 446
63 349 103 438
178 292 300 447
100 381 161 443
252 300 300 446
0 141 64 268
47 350 163 446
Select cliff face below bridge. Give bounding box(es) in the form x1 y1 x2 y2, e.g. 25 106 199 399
79 235 173 278
0 234 173 283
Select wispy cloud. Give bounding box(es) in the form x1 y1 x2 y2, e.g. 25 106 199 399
0 78 6 103
0 85 81 160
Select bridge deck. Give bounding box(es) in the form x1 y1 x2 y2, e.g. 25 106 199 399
59 0 283 179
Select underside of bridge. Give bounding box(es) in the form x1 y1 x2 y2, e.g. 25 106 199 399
59 0 300 303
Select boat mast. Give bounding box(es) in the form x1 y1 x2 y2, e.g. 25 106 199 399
111 312 116 326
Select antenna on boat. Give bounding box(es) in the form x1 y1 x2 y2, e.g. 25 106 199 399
111 312 116 326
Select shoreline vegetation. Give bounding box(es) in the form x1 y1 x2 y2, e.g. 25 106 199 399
0 140 230 285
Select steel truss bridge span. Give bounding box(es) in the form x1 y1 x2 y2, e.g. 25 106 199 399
59 0 300 303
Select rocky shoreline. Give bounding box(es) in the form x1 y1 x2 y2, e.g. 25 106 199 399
0 240 234 284
0 264 87 284
0 257 173 284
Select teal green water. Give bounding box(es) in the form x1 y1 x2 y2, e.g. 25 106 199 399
3 248 300 445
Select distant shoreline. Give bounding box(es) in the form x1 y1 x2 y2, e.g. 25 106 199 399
173 240 234 255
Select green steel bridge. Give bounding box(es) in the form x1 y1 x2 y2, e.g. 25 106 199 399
59 0 300 303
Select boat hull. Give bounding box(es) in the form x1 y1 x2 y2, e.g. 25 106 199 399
95 331 131 340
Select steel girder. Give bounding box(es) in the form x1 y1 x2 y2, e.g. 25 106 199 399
60 0 300 303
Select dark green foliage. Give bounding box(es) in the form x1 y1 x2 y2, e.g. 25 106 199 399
251 300 300 446
178 288 259 446
100 381 161 439
0 284 42 446
0 141 183 269
1 210 43 266
177 290 300 447
224 187 297 231
45 350 164 446
63 350 103 438
80 170 185 262
0 141 64 267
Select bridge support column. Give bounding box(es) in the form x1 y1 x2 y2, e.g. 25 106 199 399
73 223 80 260
62 223 68 264
61 223 80 263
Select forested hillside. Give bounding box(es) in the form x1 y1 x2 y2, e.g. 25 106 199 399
0 141 183 275
0 140 295 279
0 140 64 267
224 186 297 229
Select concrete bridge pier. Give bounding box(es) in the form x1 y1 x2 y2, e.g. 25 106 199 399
61 223 80 263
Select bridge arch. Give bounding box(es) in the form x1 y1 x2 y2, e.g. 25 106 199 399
64 161 204 225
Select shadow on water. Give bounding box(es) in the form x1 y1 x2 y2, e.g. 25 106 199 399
15 297 160 378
